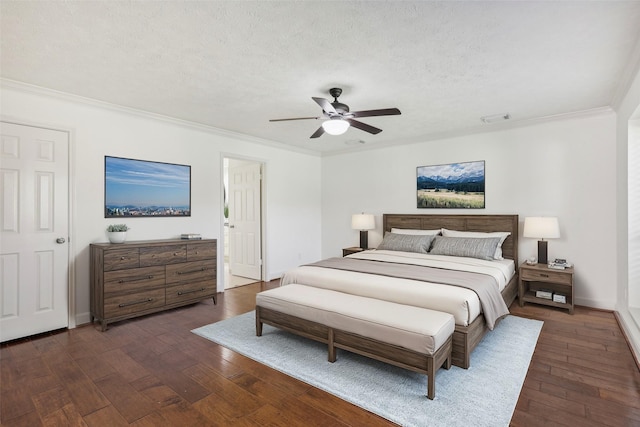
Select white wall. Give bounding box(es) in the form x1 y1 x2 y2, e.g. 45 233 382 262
322 112 618 309
1 85 322 325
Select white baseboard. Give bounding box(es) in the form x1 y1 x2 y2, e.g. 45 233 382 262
267 270 285 282
574 296 615 311
75 311 92 327
615 307 640 369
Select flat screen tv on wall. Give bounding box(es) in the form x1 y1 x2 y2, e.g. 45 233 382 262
104 156 191 218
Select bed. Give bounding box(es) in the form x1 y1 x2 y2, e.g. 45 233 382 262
280 214 519 368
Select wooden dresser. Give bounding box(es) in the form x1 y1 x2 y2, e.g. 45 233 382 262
90 239 217 331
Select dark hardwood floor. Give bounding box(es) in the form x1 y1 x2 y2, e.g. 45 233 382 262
2 280 639 426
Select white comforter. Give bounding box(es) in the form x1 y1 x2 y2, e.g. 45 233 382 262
280 250 515 327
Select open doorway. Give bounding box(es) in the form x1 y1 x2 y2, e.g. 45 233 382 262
223 157 264 289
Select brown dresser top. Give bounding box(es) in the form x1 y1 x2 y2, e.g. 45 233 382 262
91 238 216 249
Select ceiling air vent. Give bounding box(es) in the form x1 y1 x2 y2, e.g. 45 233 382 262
480 113 511 124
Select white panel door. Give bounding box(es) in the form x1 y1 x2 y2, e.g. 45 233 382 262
228 161 262 280
0 122 69 342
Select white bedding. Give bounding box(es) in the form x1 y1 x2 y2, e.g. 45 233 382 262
280 250 515 327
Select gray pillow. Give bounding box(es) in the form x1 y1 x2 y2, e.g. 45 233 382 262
377 233 435 254
429 236 501 260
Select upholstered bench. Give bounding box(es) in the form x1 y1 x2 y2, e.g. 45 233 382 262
255 284 455 399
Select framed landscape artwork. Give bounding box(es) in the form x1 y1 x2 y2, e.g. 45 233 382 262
105 156 191 217
416 160 485 209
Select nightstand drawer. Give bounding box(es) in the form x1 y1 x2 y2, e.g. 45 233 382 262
521 268 572 285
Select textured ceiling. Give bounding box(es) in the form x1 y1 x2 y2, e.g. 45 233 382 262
2 1 640 154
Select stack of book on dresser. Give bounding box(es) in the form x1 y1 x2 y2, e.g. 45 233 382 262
181 233 202 240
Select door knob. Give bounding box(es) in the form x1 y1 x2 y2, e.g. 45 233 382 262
56 237 66 244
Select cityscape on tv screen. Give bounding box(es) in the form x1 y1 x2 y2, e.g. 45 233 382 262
105 156 191 218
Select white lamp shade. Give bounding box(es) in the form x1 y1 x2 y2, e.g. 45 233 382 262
351 214 375 230
523 217 560 239
322 119 350 135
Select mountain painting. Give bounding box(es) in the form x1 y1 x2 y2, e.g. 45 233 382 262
416 161 485 209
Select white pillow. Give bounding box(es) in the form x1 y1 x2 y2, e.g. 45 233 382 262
441 229 510 259
391 228 441 236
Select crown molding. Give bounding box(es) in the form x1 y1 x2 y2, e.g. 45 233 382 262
322 106 615 157
0 78 321 157
2 78 615 159
611 34 640 111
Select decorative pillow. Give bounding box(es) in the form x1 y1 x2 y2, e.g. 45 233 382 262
391 228 441 236
377 233 435 254
429 236 501 261
441 229 510 260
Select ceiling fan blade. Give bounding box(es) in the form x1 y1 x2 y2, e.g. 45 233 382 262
312 97 338 115
346 119 382 135
310 126 325 138
351 108 401 118
269 116 320 122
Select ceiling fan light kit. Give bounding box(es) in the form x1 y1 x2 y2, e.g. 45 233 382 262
322 118 350 135
270 87 401 139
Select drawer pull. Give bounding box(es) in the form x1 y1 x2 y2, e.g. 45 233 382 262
540 274 549 278
120 256 126 260
177 267 207 275
178 287 206 296
118 298 153 308
174 252 179 256
118 275 154 283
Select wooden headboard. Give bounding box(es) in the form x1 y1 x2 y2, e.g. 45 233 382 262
383 214 519 262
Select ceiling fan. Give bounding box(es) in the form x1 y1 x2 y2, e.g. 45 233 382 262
269 88 401 138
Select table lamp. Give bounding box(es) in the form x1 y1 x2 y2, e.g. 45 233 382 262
351 213 375 250
523 217 560 264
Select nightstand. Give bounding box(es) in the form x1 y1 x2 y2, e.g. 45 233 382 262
519 263 574 314
342 247 364 257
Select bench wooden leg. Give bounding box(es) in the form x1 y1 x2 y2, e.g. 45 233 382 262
328 328 336 362
255 308 263 337
427 357 435 400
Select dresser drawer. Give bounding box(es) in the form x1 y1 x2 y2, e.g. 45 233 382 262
166 280 216 305
140 245 187 266
103 248 140 271
187 242 217 261
104 288 166 317
166 260 216 285
104 266 165 294
521 268 572 285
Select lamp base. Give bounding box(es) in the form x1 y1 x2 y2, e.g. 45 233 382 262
537 240 548 265
360 230 369 250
